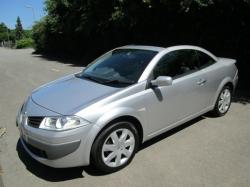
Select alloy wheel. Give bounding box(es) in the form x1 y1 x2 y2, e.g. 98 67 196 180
101 128 135 167
218 88 231 114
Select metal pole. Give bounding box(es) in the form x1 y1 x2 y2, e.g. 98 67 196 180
31 7 36 21
6 27 10 42
25 5 36 22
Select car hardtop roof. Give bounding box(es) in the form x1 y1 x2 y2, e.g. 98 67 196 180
118 45 211 53
117 45 166 52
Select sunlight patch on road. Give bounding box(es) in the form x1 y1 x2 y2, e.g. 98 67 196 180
51 68 60 72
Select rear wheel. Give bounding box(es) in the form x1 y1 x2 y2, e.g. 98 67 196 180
91 121 139 173
212 86 232 117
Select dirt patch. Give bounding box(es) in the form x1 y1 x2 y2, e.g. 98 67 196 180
0 128 6 138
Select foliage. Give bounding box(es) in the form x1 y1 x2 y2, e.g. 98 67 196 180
1 20 32 44
0 23 8 42
32 0 250 89
16 38 34 49
0 22 16 43
32 19 49 52
15 16 24 40
23 30 32 38
8 30 16 42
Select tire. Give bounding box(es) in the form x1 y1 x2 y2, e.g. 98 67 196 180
91 121 139 173
211 85 232 117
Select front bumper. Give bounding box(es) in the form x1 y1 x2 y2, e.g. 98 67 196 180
17 98 97 168
20 135 81 160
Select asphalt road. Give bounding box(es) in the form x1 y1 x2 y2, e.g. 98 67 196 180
0 48 250 187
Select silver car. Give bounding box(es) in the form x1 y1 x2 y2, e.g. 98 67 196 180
17 45 238 173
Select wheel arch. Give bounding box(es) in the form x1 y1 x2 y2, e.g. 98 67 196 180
105 116 143 143
212 77 234 107
224 82 234 93
94 115 144 145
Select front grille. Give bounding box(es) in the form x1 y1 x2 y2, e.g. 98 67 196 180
22 139 47 158
27 117 44 128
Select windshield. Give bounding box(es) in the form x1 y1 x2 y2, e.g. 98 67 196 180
76 49 157 87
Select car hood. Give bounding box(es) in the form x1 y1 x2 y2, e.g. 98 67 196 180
31 75 121 115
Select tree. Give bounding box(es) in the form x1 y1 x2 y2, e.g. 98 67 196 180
15 16 23 40
32 19 47 52
0 23 9 42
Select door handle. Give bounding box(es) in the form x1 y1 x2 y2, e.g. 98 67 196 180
197 79 207 85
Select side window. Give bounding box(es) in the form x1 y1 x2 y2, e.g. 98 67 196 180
153 49 199 79
196 51 215 69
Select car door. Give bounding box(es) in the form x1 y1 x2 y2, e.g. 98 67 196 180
143 49 209 137
195 50 219 108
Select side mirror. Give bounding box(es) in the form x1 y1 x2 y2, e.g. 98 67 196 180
150 76 173 87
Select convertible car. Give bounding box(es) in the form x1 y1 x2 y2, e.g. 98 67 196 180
17 45 238 173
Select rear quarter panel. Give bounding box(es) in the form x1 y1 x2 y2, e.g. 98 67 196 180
204 58 237 107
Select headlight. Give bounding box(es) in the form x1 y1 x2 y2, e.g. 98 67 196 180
16 104 24 126
39 116 89 131
17 97 30 126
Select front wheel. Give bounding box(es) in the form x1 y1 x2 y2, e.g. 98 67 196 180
212 86 232 117
91 121 139 173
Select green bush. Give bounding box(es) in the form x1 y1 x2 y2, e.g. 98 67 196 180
16 38 34 49
32 19 47 52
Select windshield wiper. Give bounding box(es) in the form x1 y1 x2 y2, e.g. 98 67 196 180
76 74 104 84
104 79 135 85
76 74 135 85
